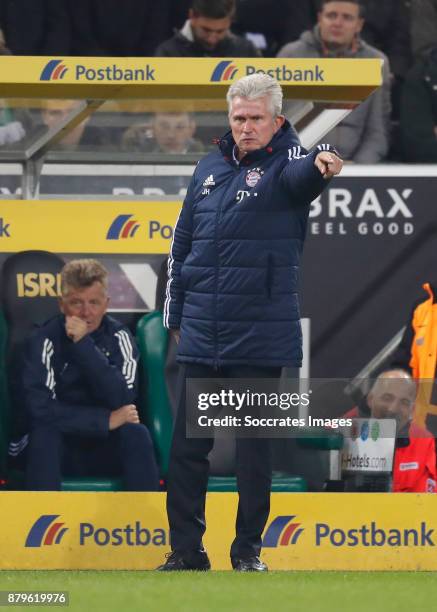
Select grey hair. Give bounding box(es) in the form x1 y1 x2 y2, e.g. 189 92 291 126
226 73 283 117
61 258 108 295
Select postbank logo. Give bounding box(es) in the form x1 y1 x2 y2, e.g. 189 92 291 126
25 515 68 547
210 60 238 82
262 515 304 547
106 214 141 240
25 515 169 548
40 60 69 81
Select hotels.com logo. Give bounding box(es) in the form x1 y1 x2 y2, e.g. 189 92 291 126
210 60 238 82
40 60 69 81
25 515 68 547
262 515 304 547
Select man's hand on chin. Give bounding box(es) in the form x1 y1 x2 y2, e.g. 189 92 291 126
65 316 88 343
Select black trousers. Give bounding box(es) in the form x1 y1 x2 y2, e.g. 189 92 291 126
26 422 160 491
167 363 281 558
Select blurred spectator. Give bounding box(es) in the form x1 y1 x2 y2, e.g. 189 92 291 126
0 29 32 148
41 100 111 150
168 0 192 32
0 0 70 55
360 0 412 119
69 0 170 56
122 112 204 154
411 0 437 59
0 102 28 148
278 0 391 163
155 0 260 57
359 1 412 83
233 0 315 56
0 27 9 54
345 371 436 493
400 48 437 162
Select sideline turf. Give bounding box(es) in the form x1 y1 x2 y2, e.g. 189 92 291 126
0 571 435 612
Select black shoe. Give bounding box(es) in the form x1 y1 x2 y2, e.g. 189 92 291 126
231 556 268 572
157 549 211 571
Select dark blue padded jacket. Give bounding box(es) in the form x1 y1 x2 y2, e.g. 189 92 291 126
20 314 139 435
164 121 334 368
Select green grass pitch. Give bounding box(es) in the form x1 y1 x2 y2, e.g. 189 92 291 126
0 571 436 612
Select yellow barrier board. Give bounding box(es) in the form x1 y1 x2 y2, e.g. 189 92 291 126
0 57 382 102
0 200 180 254
1 492 437 570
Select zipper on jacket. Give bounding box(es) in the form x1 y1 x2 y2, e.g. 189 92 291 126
213 187 221 370
213 163 240 368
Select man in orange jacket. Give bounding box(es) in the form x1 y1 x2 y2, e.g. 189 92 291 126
345 370 436 492
389 283 437 434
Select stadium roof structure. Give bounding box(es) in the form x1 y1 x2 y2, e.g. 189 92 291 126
0 56 381 101
0 56 383 198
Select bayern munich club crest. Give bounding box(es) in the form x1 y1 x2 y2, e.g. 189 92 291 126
246 167 264 188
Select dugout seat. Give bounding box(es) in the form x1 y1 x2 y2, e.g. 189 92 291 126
137 257 344 492
0 308 10 483
1 250 122 491
136 309 307 492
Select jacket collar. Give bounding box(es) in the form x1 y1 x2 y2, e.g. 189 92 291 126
217 119 300 165
180 20 194 42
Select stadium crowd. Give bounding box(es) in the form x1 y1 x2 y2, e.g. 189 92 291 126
0 0 436 162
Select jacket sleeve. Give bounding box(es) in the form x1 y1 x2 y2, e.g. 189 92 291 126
279 144 336 202
425 438 437 492
22 333 109 435
388 298 423 373
67 327 139 409
67 0 105 55
163 173 195 329
42 0 71 55
411 0 437 58
352 55 391 163
401 59 437 162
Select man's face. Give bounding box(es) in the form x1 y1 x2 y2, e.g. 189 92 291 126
318 1 363 48
152 113 196 153
59 281 109 333
189 10 231 50
367 377 416 431
41 100 88 146
229 96 285 157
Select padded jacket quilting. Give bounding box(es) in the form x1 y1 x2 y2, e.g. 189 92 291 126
164 121 333 367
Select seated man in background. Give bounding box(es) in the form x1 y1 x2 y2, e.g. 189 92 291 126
22 259 159 491
122 112 204 155
40 100 111 149
155 0 260 57
400 48 437 162
345 370 436 492
0 29 33 148
277 0 391 163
